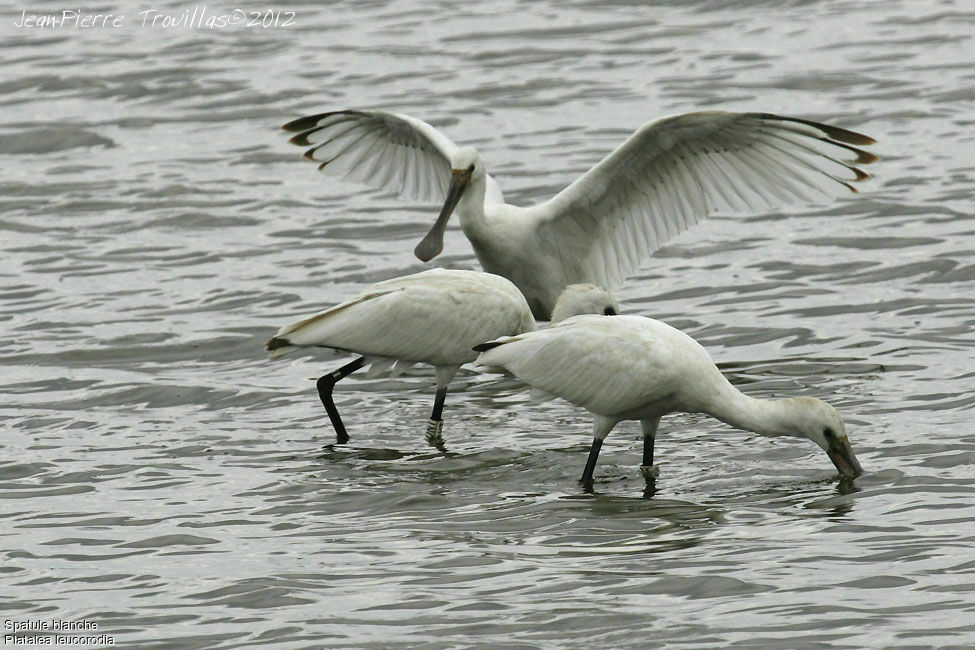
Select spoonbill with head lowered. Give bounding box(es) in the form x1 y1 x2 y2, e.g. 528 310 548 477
265 269 618 448
474 313 863 491
282 109 877 319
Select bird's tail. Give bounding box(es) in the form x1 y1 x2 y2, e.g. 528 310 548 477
265 336 294 360
472 340 505 353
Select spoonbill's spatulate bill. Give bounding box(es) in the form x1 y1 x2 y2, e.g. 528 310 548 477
474 314 863 490
283 109 877 319
264 270 619 448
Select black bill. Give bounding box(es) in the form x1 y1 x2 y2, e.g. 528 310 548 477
414 168 471 262
827 435 863 478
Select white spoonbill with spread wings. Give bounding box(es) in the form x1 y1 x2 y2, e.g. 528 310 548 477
283 109 877 319
474 314 863 491
265 270 618 449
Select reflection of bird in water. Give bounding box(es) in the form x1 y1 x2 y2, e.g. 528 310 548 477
283 109 876 319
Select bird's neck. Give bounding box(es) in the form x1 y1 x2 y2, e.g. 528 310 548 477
457 176 487 225
458 179 497 259
704 381 798 439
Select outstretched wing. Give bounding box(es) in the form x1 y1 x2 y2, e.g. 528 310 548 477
283 110 460 203
530 111 878 289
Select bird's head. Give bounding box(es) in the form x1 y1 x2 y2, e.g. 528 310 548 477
550 284 620 323
414 146 484 262
449 146 484 181
782 397 862 479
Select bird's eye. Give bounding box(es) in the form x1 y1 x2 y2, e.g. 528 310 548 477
823 427 836 440
604 307 617 315
467 164 475 173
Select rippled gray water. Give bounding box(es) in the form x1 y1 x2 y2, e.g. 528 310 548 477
2 0 974 647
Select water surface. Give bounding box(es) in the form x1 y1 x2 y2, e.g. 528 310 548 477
2 0 974 647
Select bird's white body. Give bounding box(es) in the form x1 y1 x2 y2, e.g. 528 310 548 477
269 268 534 375
476 315 725 422
475 314 862 484
284 110 876 318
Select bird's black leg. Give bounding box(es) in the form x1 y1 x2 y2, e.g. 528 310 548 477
642 433 654 466
581 437 604 493
425 385 448 449
640 418 660 482
316 356 366 444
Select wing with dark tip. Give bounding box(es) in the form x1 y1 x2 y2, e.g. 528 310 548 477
282 110 460 203
530 111 879 290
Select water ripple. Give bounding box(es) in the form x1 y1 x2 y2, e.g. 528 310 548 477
1 0 973 647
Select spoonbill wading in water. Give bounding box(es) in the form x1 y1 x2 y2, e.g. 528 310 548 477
474 314 862 491
265 269 618 448
283 109 877 318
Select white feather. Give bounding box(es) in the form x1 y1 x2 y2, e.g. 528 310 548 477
473 313 862 484
284 109 876 319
